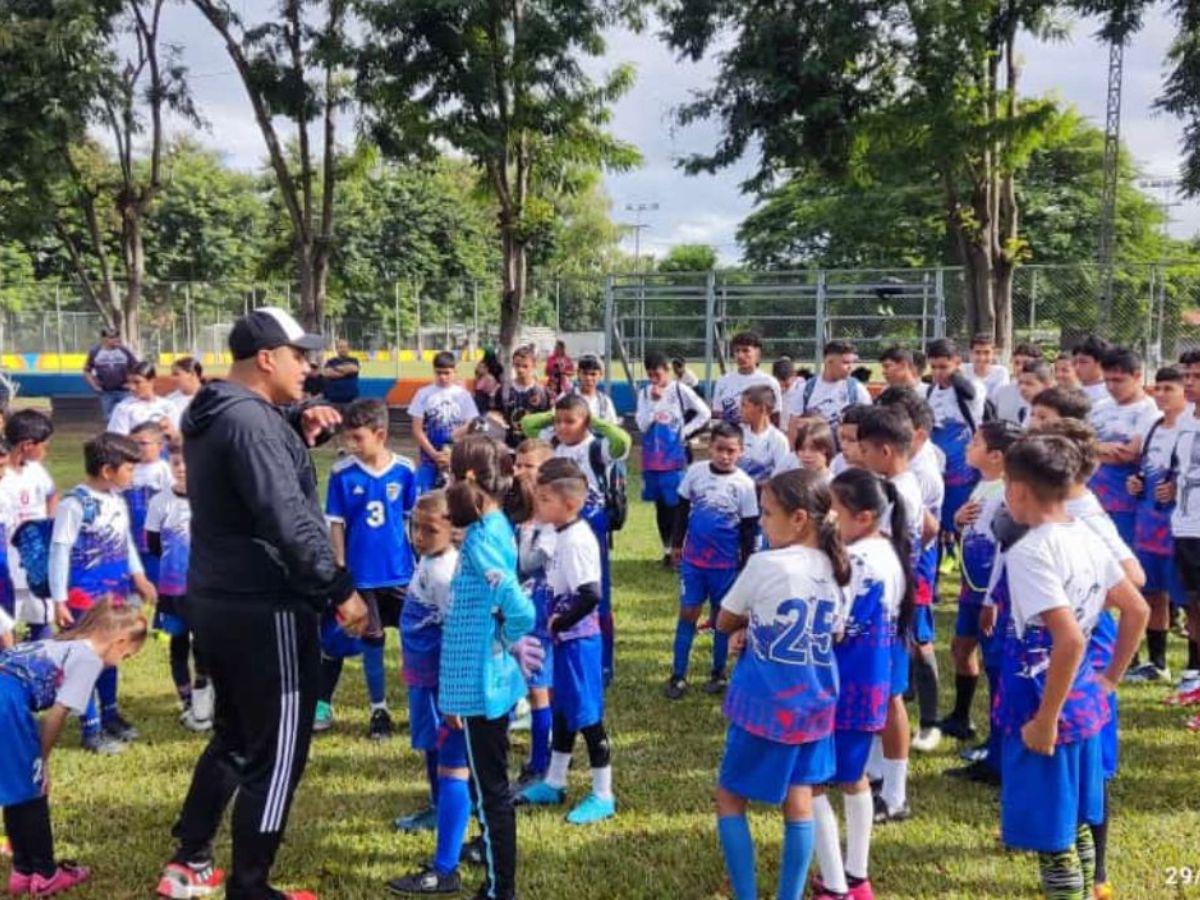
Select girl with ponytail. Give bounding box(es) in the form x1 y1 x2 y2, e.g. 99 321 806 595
712 468 849 900
809 470 913 899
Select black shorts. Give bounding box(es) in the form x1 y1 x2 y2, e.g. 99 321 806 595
1175 538 1200 594
360 585 406 638
157 593 190 625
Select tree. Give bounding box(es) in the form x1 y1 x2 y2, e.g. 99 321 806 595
657 244 718 273
188 0 348 331
357 0 642 359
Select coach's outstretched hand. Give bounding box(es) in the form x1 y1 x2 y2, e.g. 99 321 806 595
300 404 342 447
336 592 370 637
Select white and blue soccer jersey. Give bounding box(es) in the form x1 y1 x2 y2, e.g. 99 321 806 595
326 453 418 589
408 384 479 468
927 379 986 488
1088 395 1160 516
546 518 603 642
959 479 1006 595
546 433 624 509
145 489 190 597
738 424 793 485
711 371 783 425
635 382 710 472
125 459 173 557
52 486 141 609
962 362 1009 400
882 470 924 570
796 377 871 431
401 546 458 688
679 462 759 569
910 441 946 537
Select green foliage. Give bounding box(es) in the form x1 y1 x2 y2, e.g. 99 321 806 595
657 243 718 272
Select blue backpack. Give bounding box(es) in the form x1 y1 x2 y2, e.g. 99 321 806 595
12 487 99 600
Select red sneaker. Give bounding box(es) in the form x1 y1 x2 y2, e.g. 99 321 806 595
156 861 225 898
8 869 32 895
281 892 318 899
29 862 90 896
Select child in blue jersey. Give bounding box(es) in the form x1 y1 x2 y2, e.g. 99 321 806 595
941 421 1021 748
48 433 156 755
738 385 793 486
0 600 147 895
125 421 173 586
145 445 210 732
998 434 1147 900
521 395 630 686
321 399 417 739
511 439 556 785
516 459 615 825
388 436 539 900
925 339 986 538
714 468 850 900
636 351 710 564
392 490 458 835
810 469 913 900
1088 348 1160 546
409 351 480 495
1125 367 1188 682
664 422 759 699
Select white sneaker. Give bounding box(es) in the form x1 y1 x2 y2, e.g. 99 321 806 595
1125 663 1171 683
911 726 942 752
1177 669 1200 691
191 684 214 723
180 708 213 733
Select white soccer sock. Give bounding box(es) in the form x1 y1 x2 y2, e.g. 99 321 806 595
370 701 388 713
843 790 874 881
880 758 908 812
546 751 571 789
591 765 613 800
864 735 884 781
812 794 849 894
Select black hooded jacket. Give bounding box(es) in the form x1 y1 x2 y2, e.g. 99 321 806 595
182 379 354 611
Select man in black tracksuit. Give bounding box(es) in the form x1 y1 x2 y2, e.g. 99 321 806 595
157 308 367 900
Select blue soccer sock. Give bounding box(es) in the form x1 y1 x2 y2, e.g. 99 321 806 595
713 630 730 676
529 706 552 775
97 667 119 721
433 776 471 876
717 814 756 900
424 751 439 806
81 694 100 739
778 819 815 900
362 640 386 707
672 618 697 680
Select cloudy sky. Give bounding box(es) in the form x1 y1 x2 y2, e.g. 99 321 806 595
160 4 1196 265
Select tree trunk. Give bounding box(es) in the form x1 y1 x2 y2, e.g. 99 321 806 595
297 243 319 333
498 222 526 362
122 209 145 355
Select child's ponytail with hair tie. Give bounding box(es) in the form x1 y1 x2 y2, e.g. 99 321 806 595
818 511 851 587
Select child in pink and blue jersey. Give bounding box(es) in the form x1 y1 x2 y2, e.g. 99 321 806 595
810 469 913 900
998 434 1147 899
1088 347 1160 546
636 351 710 563
664 422 759 700
714 468 850 900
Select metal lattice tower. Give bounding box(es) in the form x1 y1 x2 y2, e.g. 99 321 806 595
1097 38 1124 321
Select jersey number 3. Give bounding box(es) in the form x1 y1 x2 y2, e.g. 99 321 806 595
366 500 386 528
769 597 836 666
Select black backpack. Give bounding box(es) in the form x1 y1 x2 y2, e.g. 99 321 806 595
926 376 996 433
551 436 628 532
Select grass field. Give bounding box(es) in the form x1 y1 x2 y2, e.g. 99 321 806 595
20 429 1200 899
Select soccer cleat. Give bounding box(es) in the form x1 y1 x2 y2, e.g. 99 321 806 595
944 761 1000 786
1125 663 1170 683
29 862 90 896
514 780 566 807
369 708 394 741
8 870 32 895
190 684 214 725
702 671 728 695
1177 669 1200 692
1093 883 1114 900
514 763 546 792
179 708 214 733
911 726 942 752
959 742 989 763
662 676 688 701
102 713 139 742
156 861 225 898
846 878 876 900
872 794 911 825
393 806 438 833
280 892 318 900
936 716 977 741
1165 685 1200 707
81 732 125 755
386 865 461 895
565 793 616 825
459 836 486 867
313 701 334 733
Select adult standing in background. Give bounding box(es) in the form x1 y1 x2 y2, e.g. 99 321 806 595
545 339 575 399
166 357 204 432
83 327 139 419
157 307 368 900
322 338 361 409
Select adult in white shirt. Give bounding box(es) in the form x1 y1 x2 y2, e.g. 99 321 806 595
108 361 177 440
165 356 204 431
961 333 1009 400
790 339 872 444
1072 334 1112 404
710 332 783 425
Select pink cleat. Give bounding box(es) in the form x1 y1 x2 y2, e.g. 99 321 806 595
28 863 90 896
847 879 876 900
8 869 32 895
156 861 225 898
281 892 318 900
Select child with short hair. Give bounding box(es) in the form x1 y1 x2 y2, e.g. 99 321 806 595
998 434 1147 900
1125 366 1188 682
1016 361 1056 425
774 357 806 436
1073 335 1113 403
1054 353 1081 390
793 340 871 437
665 422 759 699
516 459 615 824
636 351 710 565
832 405 870 475
126 420 174 585
2 410 57 641
1029 387 1092 429
963 333 1010 399
791 417 836 482
993 342 1043 425
925 338 986 536
0 600 148 894
145 444 210 731
107 361 176 439
738 385 792 486
714 468 851 900
49 433 157 754
712 331 783 425
391 491 458 835
321 398 417 739
522 395 631 686
409 351 480 494
810 469 914 900
573 355 618 424
501 346 552 447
